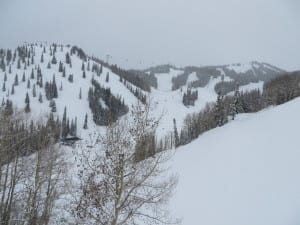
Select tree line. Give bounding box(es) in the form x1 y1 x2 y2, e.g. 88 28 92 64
174 71 300 147
88 78 128 126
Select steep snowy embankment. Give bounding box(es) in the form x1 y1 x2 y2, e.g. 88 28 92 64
170 98 300 225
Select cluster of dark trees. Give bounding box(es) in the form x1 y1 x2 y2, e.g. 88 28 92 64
215 80 241 95
182 88 198 106
122 79 147 104
172 63 284 93
172 66 221 90
175 71 300 147
88 78 128 126
0 113 61 163
172 71 189 90
60 107 78 139
263 71 300 105
144 64 178 74
0 45 36 73
91 56 154 92
45 75 58 100
91 61 103 76
178 89 261 146
70 45 87 61
128 69 158 89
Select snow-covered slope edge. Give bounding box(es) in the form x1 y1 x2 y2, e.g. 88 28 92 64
169 97 300 225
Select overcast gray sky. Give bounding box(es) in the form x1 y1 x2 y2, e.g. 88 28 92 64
0 0 299 70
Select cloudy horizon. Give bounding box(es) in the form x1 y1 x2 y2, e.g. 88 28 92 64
0 0 299 71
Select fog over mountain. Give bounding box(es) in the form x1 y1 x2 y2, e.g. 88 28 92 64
0 0 299 70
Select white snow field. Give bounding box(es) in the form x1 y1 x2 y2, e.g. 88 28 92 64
169 97 300 225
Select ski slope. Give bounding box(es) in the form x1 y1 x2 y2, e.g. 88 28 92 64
152 68 264 137
169 97 300 225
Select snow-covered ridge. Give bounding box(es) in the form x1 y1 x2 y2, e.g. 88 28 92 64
0 43 286 139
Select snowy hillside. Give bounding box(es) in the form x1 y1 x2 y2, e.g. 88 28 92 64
147 62 284 137
0 44 285 140
0 44 142 139
169 97 300 225
151 68 221 137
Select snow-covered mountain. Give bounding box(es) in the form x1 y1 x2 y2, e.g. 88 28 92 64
0 43 285 139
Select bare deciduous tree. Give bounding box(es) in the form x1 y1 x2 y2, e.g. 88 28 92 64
0 111 65 225
75 102 179 225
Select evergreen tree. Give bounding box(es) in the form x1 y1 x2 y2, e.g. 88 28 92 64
2 82 5 92
59 82 63 91
61 106 68 138
39 75 43 88
215 92 227 127
229 89 241 120
81 61 85 71
83 113 88 129
17 58 21 69
31 68 34 79
27 79 31 89
82 71 86 78
58 61 63 72
68 74 73 83
87 61 90 71
66 119 70 136
32 84 36 97
100 64 103 74
4 73 7 82
14 74 19 86
52 75 58 98
106 72 109 82
47 61 51 69
173 118 180 148
22 72 26 82
6 49 12 64
38 92 43 103
79 88 82 99
0 57 6 72
40 53 44 63
70 119 74 136
8 65 11 74
11 84 14 95
65 52 71 64
62 67 66 77
51 54 57 64
25 92 30 113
